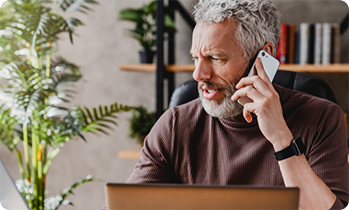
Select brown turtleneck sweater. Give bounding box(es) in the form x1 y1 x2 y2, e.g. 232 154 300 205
127 84 348 209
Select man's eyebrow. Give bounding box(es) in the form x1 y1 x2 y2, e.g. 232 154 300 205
189 50 227 57
209 51 227 57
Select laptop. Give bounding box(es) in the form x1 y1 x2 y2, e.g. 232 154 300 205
0 158 30 210
105 183 299 209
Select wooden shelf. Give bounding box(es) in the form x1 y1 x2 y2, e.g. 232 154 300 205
120 64 349 73
119 64 194 73
119 64 157 73
279 64 349 73
118 148 141 159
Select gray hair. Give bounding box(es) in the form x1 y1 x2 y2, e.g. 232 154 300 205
192 0 281 60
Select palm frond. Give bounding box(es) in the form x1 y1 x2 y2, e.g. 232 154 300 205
29 13 68 55
60 0 98 13
0 104 20 151
0 61 47 90
0 27 23 63
50 106 85 146
80 103 131 135
51 72 82 89
43 146 61 174
23 88 57 126
29 12 50 55
60 0 98 44
50 57 81 75
64 17 84 44
44 175 98 210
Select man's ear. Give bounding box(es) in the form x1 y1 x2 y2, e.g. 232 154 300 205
262 42 274 55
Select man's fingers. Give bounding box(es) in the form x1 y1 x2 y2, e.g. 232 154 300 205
255 57 271 83
235 75 272 97
242 102 257 123
231 85 264 102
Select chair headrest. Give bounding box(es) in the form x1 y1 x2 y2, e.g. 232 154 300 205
169 70 336 108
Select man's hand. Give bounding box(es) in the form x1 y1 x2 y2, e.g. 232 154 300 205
231 57 293 151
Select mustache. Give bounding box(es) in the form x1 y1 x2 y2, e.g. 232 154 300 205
198 81 237 94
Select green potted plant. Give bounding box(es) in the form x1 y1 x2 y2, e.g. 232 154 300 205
129 106 156 145
0 0 130 209
118 0 176 63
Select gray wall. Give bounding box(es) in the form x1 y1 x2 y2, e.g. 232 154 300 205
0 0 348 209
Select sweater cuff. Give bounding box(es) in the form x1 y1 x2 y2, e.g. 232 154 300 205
330 197 346 210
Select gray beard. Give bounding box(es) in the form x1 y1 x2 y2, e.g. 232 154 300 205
198 81 243 118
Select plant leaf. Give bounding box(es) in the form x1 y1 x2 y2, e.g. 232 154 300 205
0 104 19 151
80 103 130 135
60 0 99 13
44 175 98 210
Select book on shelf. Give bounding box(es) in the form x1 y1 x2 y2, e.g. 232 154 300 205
322 23 332 65
276 22 341 65
331 23 340 64
299 23 309 65
313 23 323 65
287 24 296 64
308 24 315 64
276 24 288 64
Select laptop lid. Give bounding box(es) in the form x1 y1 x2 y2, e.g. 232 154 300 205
0 158 30 210
105 183 299 210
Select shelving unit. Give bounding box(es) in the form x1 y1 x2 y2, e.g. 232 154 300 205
118 1 349 161
119 64 194 73
279 64 349 73
154 0 195 118
120 0 349 118
120 63 349 73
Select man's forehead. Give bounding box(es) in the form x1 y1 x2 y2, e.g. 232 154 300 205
191 20 239 55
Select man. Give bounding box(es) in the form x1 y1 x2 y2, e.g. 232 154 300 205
127 0 349 209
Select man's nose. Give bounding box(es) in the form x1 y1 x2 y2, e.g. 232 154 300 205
192 59 212 82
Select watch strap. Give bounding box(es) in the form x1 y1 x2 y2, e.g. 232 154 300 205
273 137 305 161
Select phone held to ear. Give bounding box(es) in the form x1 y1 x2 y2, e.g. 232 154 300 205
238 50 280 106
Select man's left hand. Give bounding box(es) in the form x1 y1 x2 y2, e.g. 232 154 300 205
231 57 294 151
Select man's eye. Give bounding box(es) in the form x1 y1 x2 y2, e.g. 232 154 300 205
192 57 199 61
211 57 220 61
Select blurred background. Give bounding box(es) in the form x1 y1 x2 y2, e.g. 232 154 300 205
0 0 348 209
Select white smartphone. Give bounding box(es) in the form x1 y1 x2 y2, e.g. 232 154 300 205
238 50 280 106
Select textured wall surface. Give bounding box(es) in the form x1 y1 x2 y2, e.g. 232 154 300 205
0 0 348 209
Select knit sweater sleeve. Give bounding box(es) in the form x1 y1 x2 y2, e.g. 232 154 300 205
306 102 348 209
126 108 175 183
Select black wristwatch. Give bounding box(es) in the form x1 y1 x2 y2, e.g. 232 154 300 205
273 137 305 161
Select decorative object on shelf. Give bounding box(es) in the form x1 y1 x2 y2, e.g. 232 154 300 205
118 0 176 63
0 0 131 209
139 49 156 64
129 106 156 145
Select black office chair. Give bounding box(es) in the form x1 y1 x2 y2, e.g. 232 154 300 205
168 70 336 108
